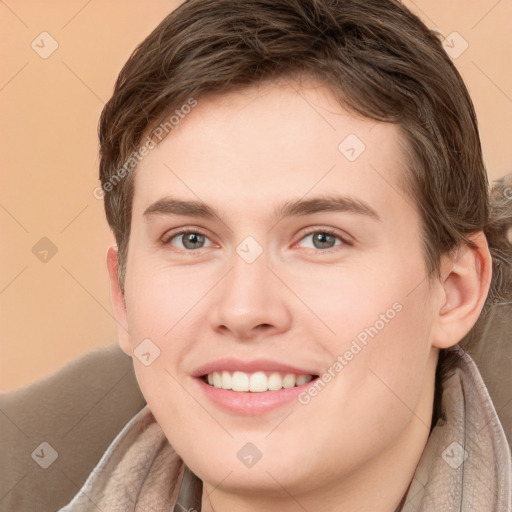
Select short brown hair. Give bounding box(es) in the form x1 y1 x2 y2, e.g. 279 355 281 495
98 0 511 428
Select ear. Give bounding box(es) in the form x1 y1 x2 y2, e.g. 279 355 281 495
106 246 132 357
431 231 492 349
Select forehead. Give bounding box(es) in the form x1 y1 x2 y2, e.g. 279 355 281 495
132 77 413 225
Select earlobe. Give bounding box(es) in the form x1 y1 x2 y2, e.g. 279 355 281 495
432 232 492 349
106 246 132 357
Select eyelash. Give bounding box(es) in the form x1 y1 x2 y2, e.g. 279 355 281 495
161 227 352 254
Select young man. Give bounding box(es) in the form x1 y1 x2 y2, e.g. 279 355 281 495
60 0 511 510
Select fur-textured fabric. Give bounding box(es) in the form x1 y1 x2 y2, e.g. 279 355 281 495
58 407 185 511
57 347 511 511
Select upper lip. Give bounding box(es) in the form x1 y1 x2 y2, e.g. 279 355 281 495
191 358 319 378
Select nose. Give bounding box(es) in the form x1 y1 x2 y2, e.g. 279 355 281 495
208 246 292 342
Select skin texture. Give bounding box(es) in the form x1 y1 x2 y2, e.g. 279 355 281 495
107 77 491 512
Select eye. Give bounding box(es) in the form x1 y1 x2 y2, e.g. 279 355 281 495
163 230 214 251
296 228 351 251
161 227 352 253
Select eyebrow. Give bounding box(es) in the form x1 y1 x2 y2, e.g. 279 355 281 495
143 194 381 223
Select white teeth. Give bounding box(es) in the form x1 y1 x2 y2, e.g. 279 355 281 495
205 371 314 392
231 371 249 391
267 372 283 391
296 374 310 386
249 371 267 392
282 374 296 389
212 372 222 388
221 371 232 390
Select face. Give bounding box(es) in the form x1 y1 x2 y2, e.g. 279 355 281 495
113 78 442 498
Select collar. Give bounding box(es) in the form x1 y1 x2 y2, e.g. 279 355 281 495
397 346 511 511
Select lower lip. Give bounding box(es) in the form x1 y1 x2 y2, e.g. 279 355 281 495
193 376 319 415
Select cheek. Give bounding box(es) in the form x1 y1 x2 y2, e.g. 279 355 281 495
124 259 208 339
122 261 221 421
296 246 435 424
298 293 436 483
283 246 426 346
320 282 436 440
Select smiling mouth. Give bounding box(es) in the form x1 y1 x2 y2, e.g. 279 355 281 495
200 370 319 392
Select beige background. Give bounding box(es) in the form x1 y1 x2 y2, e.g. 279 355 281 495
1 0 511 393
